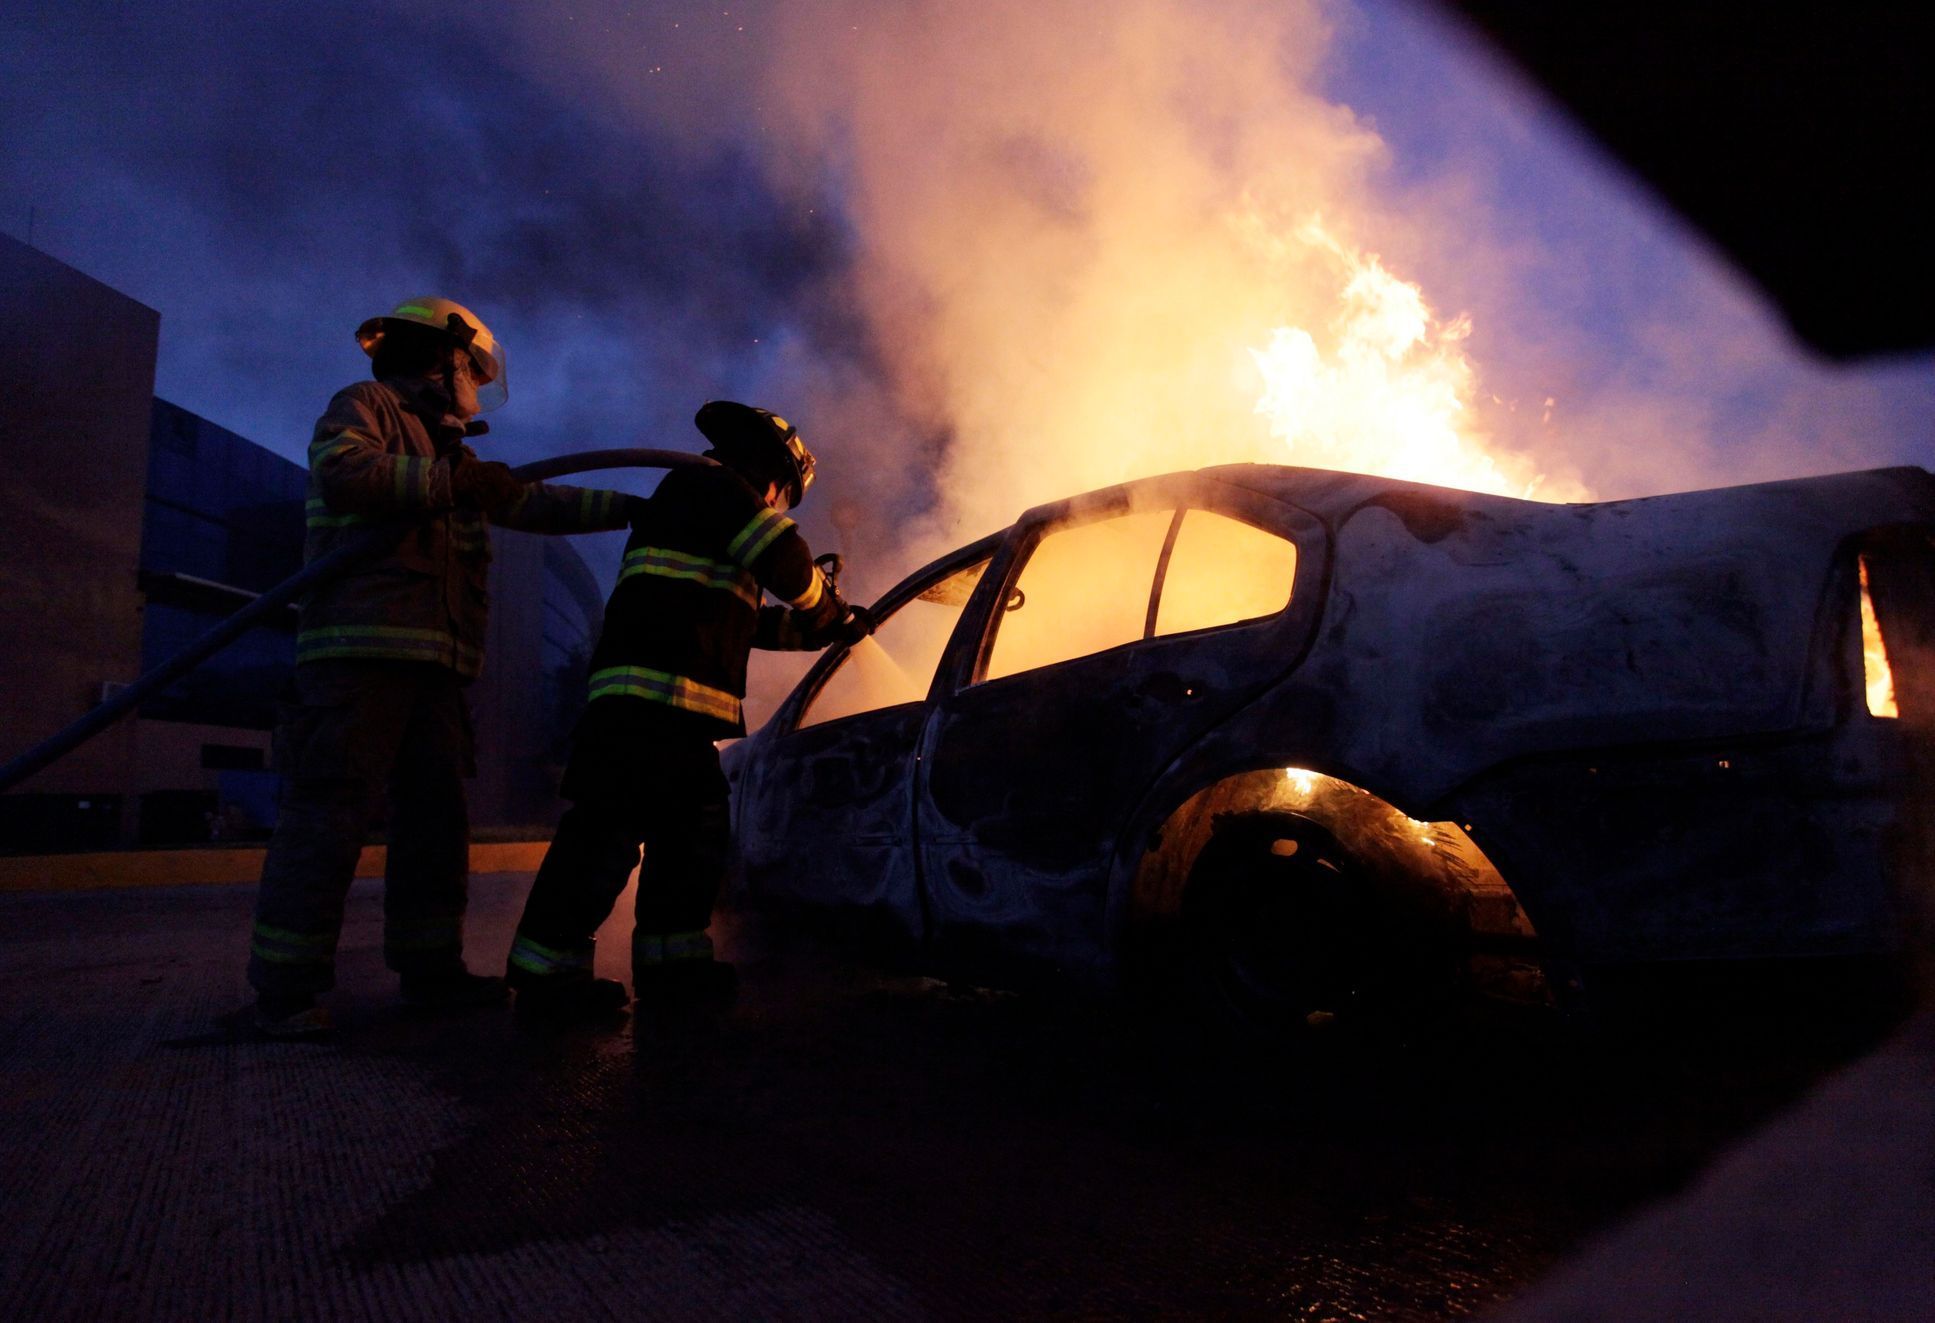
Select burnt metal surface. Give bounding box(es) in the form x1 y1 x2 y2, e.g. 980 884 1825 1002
0 873 1905 1320
731 464 1935 992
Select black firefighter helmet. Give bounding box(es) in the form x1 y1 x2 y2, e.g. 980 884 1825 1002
694 400 817 510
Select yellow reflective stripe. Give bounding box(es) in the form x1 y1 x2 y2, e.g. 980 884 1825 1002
726 507 794 567
251 944 332 966
663 930 714 962
787 569 826 612
254 922 332 948
451 514 488 551
509 933 593 976
573 487 627 526
587 666 741 723
297 625 460 665
618 547 759 606
308 427 377 463
392 454 429 504
250 921 335 965
304 498 366 529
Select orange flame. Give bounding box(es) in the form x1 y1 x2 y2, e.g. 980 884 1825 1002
1249 218 1582 501
1858 556 1899 718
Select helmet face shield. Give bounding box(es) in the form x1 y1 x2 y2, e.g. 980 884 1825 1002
470 339 507 411
782 430 816 506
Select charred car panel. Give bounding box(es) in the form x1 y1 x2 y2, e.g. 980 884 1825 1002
726 464 1935 1006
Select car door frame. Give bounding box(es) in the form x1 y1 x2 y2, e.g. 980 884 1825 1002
736 529 1009 954
911 471 1332 982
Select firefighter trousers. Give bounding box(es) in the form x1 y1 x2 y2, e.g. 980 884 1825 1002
509 701 730 983
248 660 475 997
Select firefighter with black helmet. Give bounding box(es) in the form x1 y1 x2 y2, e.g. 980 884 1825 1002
506 400 870 1019
248 298 634 1037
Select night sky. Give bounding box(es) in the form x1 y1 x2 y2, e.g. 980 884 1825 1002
6 0 1932 609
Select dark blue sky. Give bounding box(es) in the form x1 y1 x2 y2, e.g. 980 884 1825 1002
5 0 1930 594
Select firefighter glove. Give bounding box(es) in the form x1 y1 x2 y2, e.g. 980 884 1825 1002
836 604 877 646
452 456 524 517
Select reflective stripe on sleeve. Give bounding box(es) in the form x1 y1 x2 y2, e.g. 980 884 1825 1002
617 547 759 607
586 666 742 725
726 507 795 567
305 497 368 530
786 568 826 612
308 427 378 466
451 513 489 553
393 454 430 505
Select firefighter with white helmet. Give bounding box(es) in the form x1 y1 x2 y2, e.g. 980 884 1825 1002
505 401 871 1020
247 297 633 1037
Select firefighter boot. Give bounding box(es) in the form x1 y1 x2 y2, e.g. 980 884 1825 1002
254 993 333 1039
400 966 510 1010
633 932 737 1011
513 973 631 1022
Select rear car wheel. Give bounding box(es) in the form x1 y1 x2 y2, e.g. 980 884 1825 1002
1177 815 1459 1039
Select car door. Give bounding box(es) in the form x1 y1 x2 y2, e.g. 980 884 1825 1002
733 534 1002 954
914 473 1327 980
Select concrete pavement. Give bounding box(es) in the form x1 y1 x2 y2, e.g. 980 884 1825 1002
0 871 1912 1320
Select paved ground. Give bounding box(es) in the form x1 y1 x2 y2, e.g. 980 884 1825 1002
0 872 1911 1321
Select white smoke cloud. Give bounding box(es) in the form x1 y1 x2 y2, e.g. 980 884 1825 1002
480 0 1930 726
497 1 1580 565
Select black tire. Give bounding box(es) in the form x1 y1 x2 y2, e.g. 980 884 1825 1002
1176 815 1461 1041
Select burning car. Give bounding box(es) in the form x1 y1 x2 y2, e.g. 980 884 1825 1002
725 463 1934 1025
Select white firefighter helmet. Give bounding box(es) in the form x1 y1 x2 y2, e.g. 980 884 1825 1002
356 297 508 411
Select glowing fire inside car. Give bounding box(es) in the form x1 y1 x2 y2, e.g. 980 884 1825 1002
1859 556 1899 718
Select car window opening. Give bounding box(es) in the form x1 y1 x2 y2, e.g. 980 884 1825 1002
983 505 1300 683
798 558 991 729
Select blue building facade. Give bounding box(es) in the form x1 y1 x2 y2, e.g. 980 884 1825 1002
138 400 307 732
0 235 607 849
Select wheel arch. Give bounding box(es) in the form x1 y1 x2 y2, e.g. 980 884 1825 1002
1110 762 1539 957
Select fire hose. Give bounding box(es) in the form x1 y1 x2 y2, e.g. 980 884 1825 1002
0 447 710 795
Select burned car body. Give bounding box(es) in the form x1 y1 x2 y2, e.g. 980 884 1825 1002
726 463 1935 1015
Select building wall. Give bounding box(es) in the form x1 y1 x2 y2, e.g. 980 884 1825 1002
0 239 606 850
0 235 157 841
139 399 307 730
471 529 606 831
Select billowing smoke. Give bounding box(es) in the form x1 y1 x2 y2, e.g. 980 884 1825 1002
12 0 1930 731
497 0 1586 592
753 0 1598 554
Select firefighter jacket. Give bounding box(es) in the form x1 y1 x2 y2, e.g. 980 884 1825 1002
586 462 840 737
298 378 630 679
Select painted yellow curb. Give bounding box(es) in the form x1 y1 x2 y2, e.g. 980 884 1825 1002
0 840 551 893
